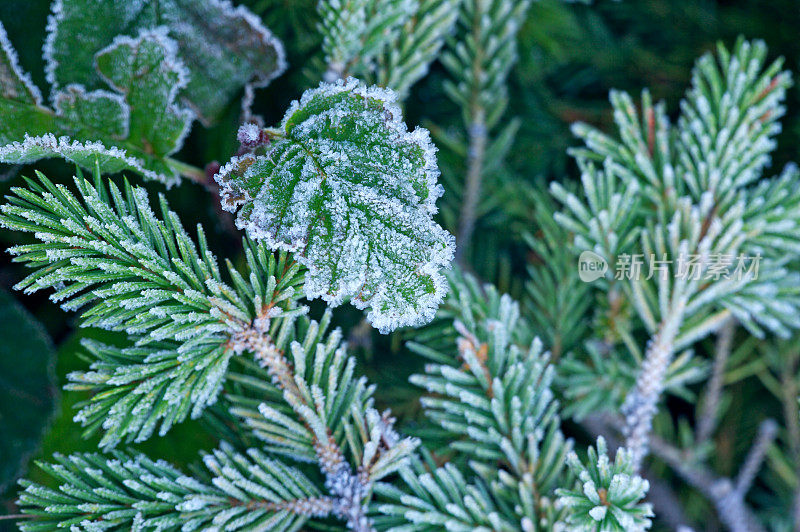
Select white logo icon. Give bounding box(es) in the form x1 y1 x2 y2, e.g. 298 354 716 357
578 250 608 282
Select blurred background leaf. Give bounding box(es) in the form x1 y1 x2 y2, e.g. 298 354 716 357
0 288 56 506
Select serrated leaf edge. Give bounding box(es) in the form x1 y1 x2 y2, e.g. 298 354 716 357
92 26 195 158
43 0 288 106
0 20 43 104
215 78 455 333
0 133 175 185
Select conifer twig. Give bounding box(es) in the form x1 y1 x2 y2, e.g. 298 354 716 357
454 0 491 261
234 329 372 531
590 412 769 532
735 419 778 495
697 317 736 444
447 0 530 261
231 315 396 532
649 430 770 532
456 111 487 262
622 295 688 470
582 414 692 529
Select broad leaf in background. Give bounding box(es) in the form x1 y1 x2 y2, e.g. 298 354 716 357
0 25 193 186
45 0 286 124
216 78 455 333
0 288 56 493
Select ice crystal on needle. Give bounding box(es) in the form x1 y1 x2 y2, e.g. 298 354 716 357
556 437 653 532
216 78 455 333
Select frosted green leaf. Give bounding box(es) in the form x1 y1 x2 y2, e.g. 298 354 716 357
216 78 455 333
44 0 286 124
93 28 194 160
0 134 170 180
0 25 193 185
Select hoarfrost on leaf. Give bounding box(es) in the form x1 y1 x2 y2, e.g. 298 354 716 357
94 28 194 160
216 78 455 333
0 134 163 181
0 21 42 105
0 24 194 185
44 0 287 123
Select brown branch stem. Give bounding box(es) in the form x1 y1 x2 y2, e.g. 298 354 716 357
697 317 736 444
455 111 487 262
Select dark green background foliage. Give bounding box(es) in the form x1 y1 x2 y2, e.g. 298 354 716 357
2 0 800 529
0 288 55 496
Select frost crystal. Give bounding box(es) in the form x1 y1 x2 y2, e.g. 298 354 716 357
0 24 193 186
44 0 286 123
0 134 162 182
237 122 267 148
0 21 42 105
216 78 455 333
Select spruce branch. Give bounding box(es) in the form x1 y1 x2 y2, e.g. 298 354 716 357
589 413 772 532
554 39 800 471
373 0 461 99
15 282 420 531
17 275 419 530
320 0 460 99
621 197 733 469
318 0 417 81
444 0 530 260
0 167 306 447
556 436 653 532
400 272 571 528
580 415 693 530
622 291 689 470
17 443 335 531
223 311 420 531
